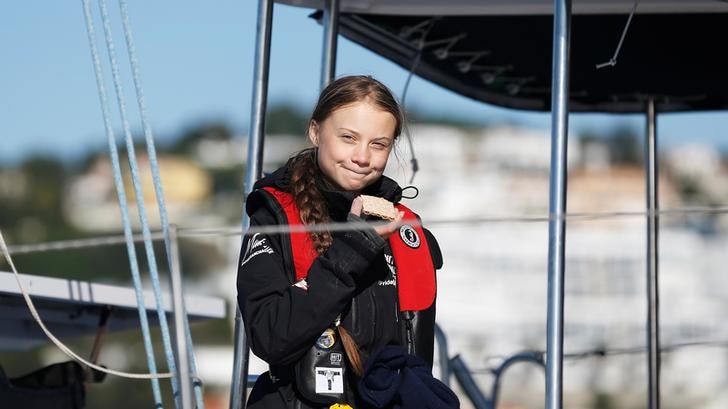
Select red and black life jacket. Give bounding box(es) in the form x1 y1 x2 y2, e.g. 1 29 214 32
262 186 436 311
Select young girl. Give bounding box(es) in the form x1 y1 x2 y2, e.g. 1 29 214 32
237 75 446 409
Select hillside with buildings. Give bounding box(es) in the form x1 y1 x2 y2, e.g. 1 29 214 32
2 119 728 409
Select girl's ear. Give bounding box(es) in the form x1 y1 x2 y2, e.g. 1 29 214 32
308 121 319 146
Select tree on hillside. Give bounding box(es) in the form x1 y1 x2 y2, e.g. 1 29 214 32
172 122 234 155
15 157 67 227
265 104 308 135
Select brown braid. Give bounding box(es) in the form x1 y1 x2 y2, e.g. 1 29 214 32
288 148 332 254
337 326 364 376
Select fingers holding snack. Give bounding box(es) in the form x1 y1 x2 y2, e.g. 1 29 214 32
350 196 363 217
359 195 404 239
375 210 405 239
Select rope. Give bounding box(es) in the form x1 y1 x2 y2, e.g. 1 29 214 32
117 0 203 406
96 0 180 404
80 0 166 403
0 229 173 380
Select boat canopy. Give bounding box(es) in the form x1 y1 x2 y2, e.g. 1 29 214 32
277 0 728 16
280 0 728 112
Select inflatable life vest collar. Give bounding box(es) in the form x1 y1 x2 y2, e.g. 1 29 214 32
261 187 436 311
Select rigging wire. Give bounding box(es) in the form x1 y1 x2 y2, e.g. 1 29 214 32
80 0 166 403
6 205 728 255
472 339 728 374
117 0 204 406
95 0 181 403
596 0 641 69
400 18 436 185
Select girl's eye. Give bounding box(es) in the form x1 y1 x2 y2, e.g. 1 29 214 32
341 134 355 141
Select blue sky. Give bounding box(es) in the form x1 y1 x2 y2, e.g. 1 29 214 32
2 1 727 165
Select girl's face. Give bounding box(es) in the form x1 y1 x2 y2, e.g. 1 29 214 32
308 99 397 193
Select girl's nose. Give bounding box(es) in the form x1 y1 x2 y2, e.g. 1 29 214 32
351 144 370 166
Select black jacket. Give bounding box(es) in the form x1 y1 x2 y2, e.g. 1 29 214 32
236 166 443 409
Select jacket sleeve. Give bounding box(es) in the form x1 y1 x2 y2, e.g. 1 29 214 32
236 206 387 366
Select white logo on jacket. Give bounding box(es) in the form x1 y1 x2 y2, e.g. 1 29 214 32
379 253 397 287
241 233 274 266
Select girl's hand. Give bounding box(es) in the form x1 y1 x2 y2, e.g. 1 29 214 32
350 196 405 239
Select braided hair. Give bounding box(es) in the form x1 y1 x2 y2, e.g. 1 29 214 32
287 147 333 253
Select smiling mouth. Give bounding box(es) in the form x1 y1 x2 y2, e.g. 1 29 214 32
343 167 370 176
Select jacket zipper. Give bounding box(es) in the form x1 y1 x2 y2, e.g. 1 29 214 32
403 310 415 355
369 287 377 342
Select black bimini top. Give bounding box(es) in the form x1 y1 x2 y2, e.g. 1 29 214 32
279 0 728 113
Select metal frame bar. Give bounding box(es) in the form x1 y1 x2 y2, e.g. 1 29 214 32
450 351 545 409
434 323 451 386
450 355 490 409
490 352 545 409
169 224 193 409
320 0 340 88
645 98 661 409
229 309 250 409
230 0 274 408
546 1 571 409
